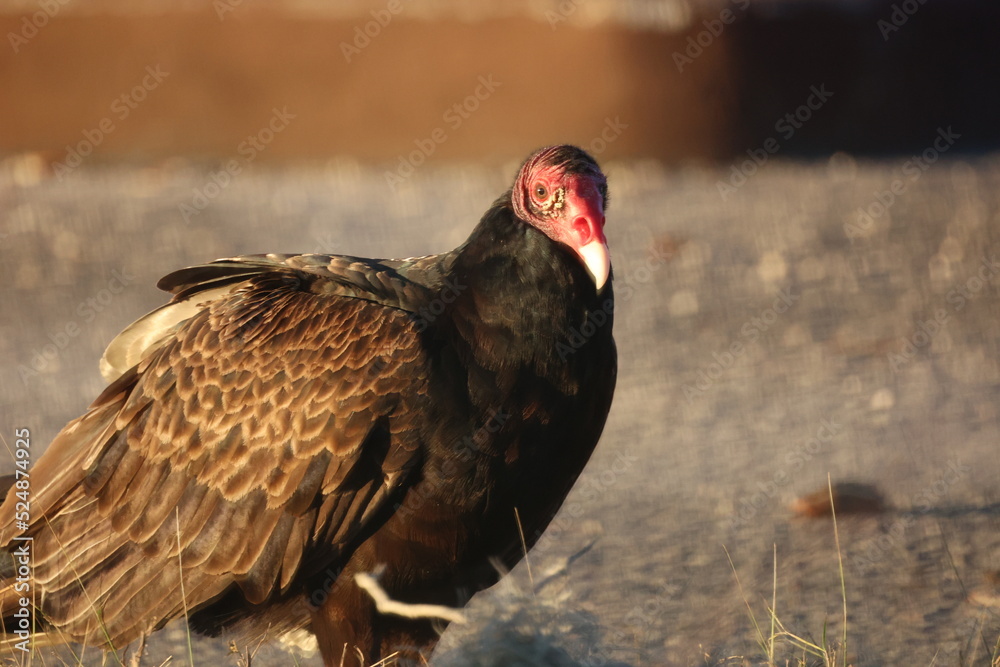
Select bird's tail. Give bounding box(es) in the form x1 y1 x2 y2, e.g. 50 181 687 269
0 540 63 652
0 401 126 654
0 473 37 650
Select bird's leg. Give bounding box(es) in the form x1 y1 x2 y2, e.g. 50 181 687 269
373 615 439 666
310 570 444 666
310 583 376 667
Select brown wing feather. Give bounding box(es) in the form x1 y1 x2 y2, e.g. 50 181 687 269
0 267 430 647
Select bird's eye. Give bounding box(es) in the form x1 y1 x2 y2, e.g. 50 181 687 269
533 184 548 200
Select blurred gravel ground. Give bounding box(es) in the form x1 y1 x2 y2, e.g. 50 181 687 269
1 152 999 666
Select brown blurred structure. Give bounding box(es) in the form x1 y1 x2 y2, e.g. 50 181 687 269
0 0 997 166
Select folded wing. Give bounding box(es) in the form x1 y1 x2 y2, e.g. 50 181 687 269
0 255 435 647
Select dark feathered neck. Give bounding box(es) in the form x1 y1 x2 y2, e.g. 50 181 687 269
442 195 613 378
456 195 600 310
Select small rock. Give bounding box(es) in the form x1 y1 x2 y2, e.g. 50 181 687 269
781 323 810 347
757 250 788 283
938 236 964 263
668 290 699 317
791 482 886 518
870 388 895 410
968 570 1000 608
928 253 953 286
650 233 687 262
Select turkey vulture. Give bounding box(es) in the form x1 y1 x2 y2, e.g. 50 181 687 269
0 145 617 665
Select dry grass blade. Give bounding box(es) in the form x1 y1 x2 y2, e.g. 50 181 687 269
40 516 124 667
726 484 859 667
514 508 534 596
826 474 848 667
723 545 770 660
174 510 194 667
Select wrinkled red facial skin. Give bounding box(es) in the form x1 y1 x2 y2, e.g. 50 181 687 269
559 172 607 248
512 160 607 255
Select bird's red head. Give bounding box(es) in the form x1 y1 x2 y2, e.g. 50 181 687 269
511 145 610 291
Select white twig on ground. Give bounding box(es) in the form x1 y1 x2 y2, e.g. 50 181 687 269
354 572 467 625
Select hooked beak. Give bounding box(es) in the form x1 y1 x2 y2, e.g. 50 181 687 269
577 238 610 290
563 178 610 291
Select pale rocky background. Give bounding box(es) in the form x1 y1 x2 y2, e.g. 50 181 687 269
1 0 1000 664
